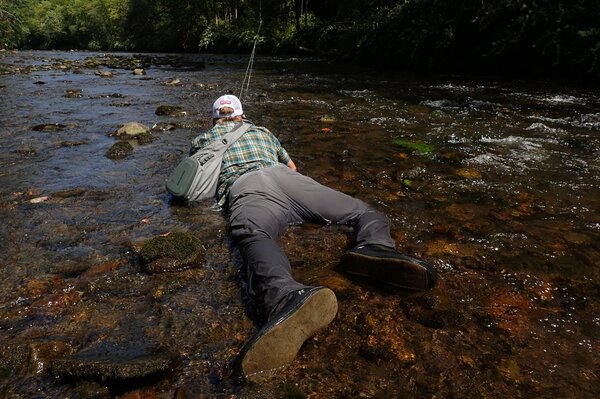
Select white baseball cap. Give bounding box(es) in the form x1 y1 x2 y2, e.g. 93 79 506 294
212 94 243 118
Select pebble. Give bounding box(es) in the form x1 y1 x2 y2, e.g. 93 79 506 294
95 70 113 78
30 196 49 204
456 167 482 179
165 78 181 86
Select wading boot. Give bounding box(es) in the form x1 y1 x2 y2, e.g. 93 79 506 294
340 244 437 291
233 286 337 383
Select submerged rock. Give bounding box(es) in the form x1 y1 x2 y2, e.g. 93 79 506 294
1 340 72 376
456 167 482 179
65 88 83 98
32 123 68 132
155 105 185 117
51 340 177 382
401 295 467 329
355 313 416 364
75 382 111 399
392 139 435 154
0 343 32 375
106 141 134 160
319 115 336 123
138 231 204 274
136 131 157 145
15 144 37 156
56 140 88 147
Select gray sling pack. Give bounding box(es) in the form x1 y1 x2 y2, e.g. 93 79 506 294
165 122 251 202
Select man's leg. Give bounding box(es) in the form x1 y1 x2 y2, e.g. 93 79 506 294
228 169 337 382
266 165 395 247
229 193 308 320
267 165 437 291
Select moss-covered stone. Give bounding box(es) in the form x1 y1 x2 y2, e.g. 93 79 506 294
106 141 134 160
138 231 204 273
392 139 435 154
136 131 157 145
428 109 451 121
155 105 184 117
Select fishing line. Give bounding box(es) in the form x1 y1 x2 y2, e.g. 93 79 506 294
239 2 262 101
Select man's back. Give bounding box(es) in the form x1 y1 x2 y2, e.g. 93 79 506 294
190 121 291 207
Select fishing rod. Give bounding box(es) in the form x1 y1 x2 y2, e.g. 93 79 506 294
239 1 262 101
239 20 261 102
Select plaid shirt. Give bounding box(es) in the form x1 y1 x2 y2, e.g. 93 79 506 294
190 120 291 208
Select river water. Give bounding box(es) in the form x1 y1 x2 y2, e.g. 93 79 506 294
0 51 598 398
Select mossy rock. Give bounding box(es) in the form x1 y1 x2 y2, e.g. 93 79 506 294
428 109 451 121
155 105 184 117
138 231 204 273
136 131 156 145
106 141 134 159
392 139 435 154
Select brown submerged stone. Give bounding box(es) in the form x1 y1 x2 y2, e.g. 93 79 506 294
486 292 531 338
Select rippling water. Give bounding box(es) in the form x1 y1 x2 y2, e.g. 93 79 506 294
0 51 598 398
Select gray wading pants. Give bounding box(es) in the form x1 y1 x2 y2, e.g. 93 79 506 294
228 164 395 320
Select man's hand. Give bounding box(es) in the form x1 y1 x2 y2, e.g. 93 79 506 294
287 159 297 172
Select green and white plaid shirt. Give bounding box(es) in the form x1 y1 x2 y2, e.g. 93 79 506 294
190 120 291 208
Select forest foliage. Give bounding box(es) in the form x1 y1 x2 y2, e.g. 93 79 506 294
1 0 599 76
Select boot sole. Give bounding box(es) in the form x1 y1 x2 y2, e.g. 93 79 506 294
238 287 337 382
341 252 437 291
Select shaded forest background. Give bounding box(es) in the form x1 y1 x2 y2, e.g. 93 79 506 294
1 0 599 77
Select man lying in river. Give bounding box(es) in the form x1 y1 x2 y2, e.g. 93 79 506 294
189 94 438 382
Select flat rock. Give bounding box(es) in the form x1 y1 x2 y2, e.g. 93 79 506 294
51 340 177 382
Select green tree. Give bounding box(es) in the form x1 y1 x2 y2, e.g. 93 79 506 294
27 0 68 48
0 0 33 48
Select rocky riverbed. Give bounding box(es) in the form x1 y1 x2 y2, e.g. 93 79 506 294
0 50 599 398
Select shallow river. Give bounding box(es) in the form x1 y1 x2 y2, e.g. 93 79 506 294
0 51 598 398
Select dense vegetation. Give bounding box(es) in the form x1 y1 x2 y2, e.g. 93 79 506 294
1 0 599 76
